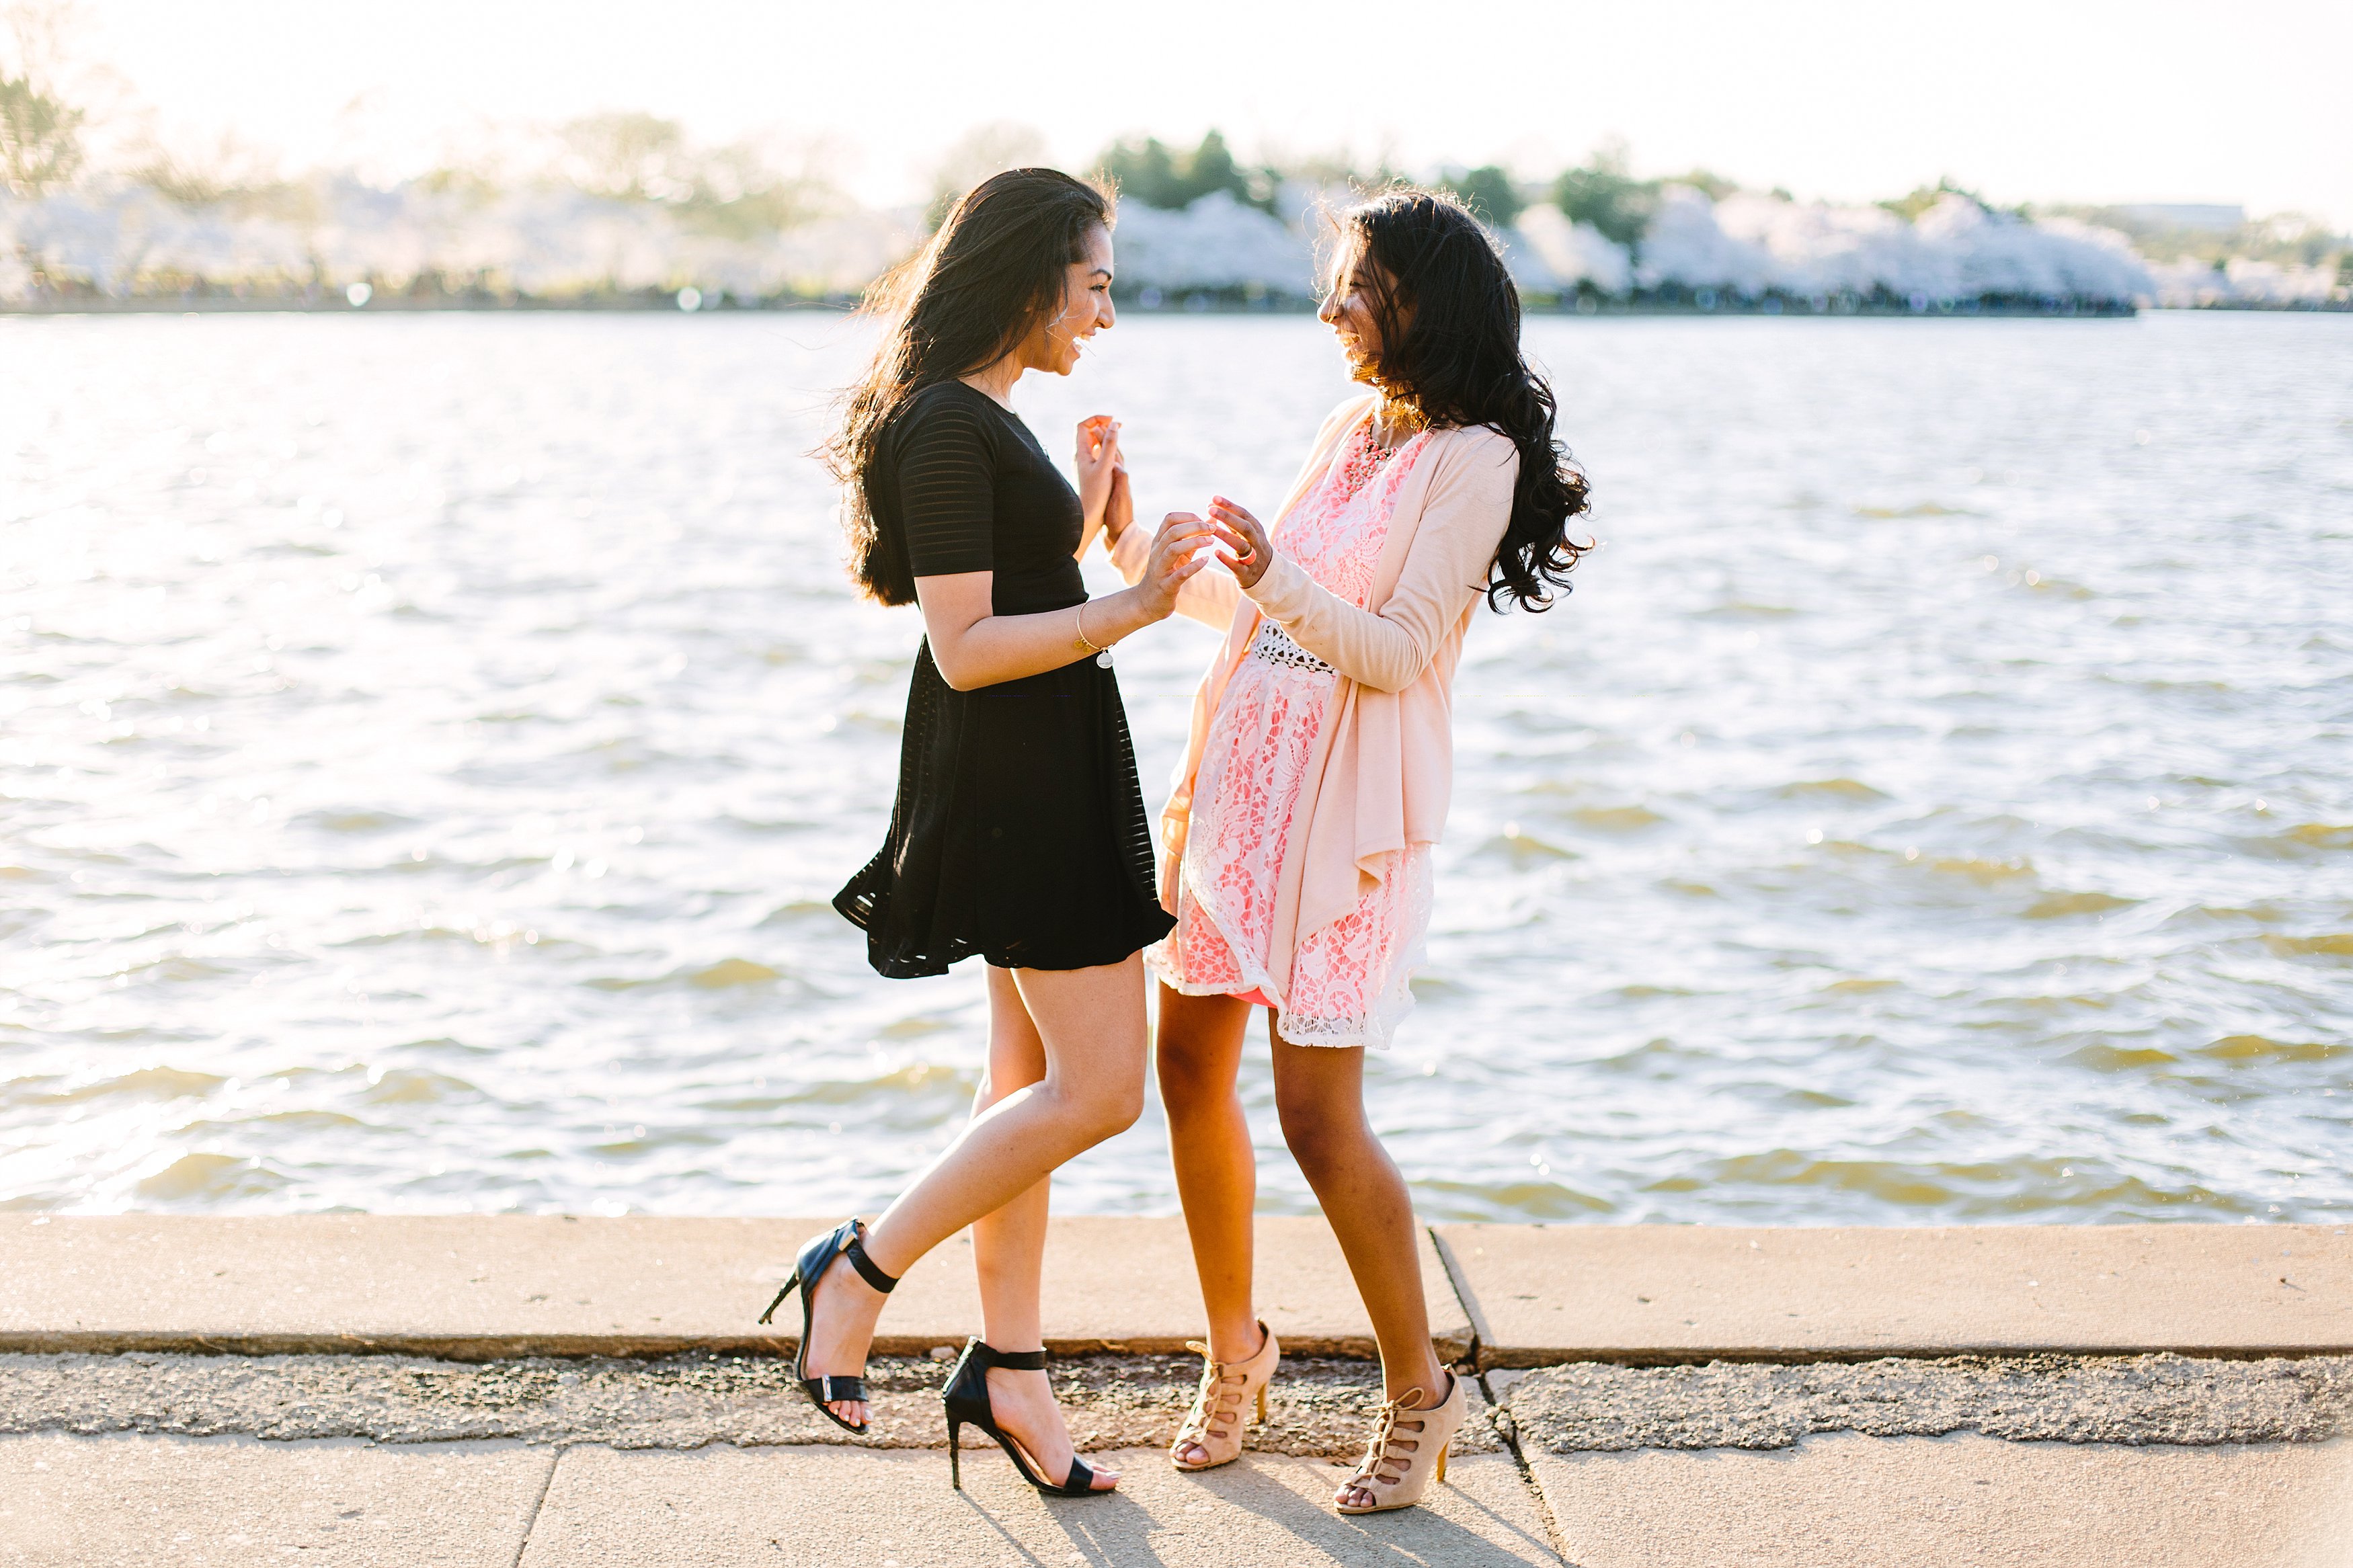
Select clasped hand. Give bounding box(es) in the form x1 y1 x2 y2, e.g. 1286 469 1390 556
1133 512 1218 620
1157 495 1273 590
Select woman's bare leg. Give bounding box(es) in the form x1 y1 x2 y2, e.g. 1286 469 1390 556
971 964 1051 1351
967 965 1116 1489
1154 985 1265 1463
795 956 1147 1464
1268 1024 1445 1506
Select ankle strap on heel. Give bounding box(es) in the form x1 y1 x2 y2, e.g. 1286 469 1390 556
968 1341 1047 1371
844 1234 899 1294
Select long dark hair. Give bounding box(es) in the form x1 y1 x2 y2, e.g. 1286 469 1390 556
824 168 1113 605
1334 187 1592 610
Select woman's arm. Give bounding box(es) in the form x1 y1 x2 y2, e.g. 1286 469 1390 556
918 515 1214 691
895 391 1213 691
1211 434 1519 694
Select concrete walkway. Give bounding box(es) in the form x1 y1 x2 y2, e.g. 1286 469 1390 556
9 1423 2348 1566
5 1432 1564 1567
3 1217 2350 1565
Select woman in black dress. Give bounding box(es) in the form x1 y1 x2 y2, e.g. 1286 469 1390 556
762 169 1211 1497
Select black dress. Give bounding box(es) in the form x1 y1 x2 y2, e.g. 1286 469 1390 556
834 380 1176 977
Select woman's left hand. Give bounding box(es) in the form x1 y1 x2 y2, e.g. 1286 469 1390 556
1074 415 1121 531
1208 495 1273 589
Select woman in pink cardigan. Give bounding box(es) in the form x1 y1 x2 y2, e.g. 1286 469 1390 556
1107 188 1591 1514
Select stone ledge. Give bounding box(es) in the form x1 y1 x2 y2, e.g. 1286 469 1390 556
0 1214 1469 1362
7 1216 2347 1368
1437 1223 2353 1366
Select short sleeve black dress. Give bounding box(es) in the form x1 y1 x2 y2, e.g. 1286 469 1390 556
834 380 1176 977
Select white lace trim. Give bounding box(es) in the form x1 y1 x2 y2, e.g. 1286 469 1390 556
1271 847 1431 1050
1148 844 1433 1052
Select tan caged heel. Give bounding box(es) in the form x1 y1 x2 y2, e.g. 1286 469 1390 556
1170 1320 1280 1472
1332 1370 1468 1515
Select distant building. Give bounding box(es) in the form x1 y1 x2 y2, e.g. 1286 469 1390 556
2112 204 2245 233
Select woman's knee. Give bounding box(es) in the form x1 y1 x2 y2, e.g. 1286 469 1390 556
1101 1076 1148 1137
1156 994 1250 1106
1275 1086 1366 1173
1051 1069 1146 1146
1156 1036 1231 1108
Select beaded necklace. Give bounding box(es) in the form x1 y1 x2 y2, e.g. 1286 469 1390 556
1338 423 1406 496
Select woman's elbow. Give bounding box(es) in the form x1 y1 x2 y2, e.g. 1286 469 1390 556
1351 649 1427 693
928 649 984 691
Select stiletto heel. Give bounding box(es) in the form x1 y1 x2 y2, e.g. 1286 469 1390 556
948 1418 963 1490
757 1218 898 1435
1333 1371 1467 1515
941 1338 1107 1496
1170 1320 1280 1473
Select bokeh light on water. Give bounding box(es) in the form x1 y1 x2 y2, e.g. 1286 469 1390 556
2 310 2348 1224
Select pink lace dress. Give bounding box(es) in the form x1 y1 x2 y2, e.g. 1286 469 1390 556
1146 425 1435 1048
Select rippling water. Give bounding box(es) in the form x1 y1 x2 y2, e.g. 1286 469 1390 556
4 310 2350 1225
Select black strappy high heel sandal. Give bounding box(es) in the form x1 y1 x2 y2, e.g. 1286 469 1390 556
758 1218 898 1435
942 1338 1107 1496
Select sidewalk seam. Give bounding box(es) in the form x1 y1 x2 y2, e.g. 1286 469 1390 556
1427 1225 1492 1370
509 1442 561 1567
1478 1367 1574 1567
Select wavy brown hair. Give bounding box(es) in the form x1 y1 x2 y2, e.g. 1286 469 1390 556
1332 186 1593 610
822 168 1113 606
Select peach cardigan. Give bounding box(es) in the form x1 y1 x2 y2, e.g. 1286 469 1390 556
1109 395 1519 990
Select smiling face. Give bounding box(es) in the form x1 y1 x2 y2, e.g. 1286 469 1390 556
1318 231 1396 386
1019 224 1116 376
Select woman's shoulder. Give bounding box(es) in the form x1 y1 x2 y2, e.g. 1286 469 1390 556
900 378 998 423
1424 422 1520 485
1429 421 1516 458
887 380 1001 454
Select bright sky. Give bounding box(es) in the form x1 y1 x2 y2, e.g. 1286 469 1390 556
61 0 2353 225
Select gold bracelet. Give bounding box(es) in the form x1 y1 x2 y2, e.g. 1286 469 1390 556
1073 603 1104 655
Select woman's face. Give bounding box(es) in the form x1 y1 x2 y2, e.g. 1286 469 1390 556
1025 224 1116 376
1318 234 1392 384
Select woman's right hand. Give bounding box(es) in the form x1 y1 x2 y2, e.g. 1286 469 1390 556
1133 512 1216 620
1103 455 1133 545
1207 496 1274 589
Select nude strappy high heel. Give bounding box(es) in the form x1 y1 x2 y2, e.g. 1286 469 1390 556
1170 1320 1279 1472
1333 1370 1467 1515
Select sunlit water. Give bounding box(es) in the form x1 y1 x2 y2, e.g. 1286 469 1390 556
4 310 2350 1225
